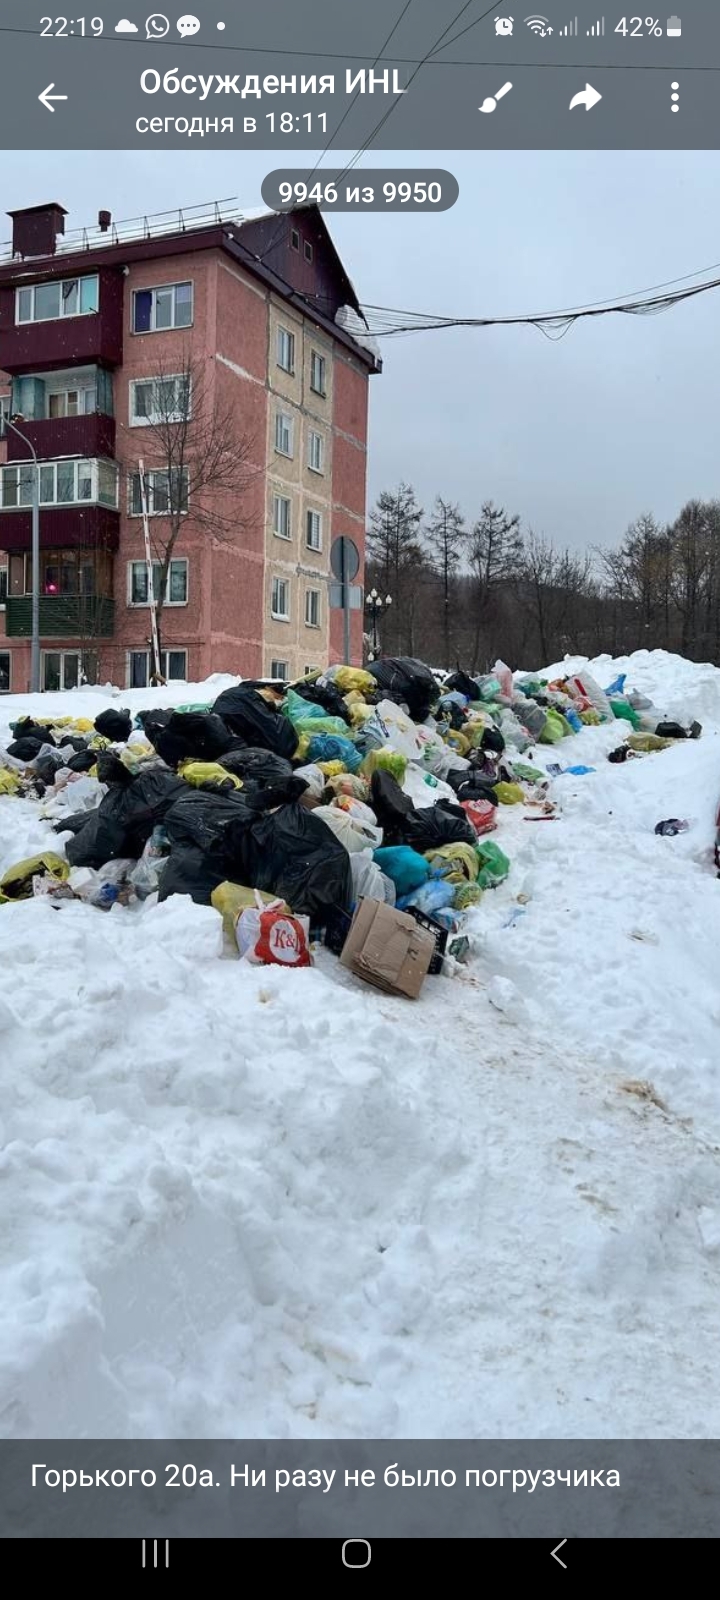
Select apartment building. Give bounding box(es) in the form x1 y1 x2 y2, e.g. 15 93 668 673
0 198 380 694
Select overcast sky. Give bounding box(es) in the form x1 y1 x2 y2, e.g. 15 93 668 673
7 149 720 554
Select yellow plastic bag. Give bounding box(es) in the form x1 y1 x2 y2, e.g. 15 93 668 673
0 769 21 796
179 759 243 790
446 730 471 755
333 666 376 695
453 881 483 910
294 732 312 762
424 843 479 882
316 759 346 778
0 851 70 904
211 881 288 959
494 782 525 805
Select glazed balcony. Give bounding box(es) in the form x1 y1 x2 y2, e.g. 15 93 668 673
0 267 124 374
4 366 115 462
4 594 115 639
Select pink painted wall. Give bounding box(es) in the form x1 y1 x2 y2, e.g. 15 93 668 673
330 355 369 665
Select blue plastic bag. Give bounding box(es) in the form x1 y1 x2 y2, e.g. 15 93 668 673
399 878 457 915
563 707 583 733
605 674 627 696
307 733 363 773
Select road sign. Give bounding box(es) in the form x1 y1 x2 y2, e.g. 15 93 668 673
329 583 363 610
330 536 360 582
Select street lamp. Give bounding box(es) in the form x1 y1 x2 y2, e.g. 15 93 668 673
365 587 392 661
6 415 40 694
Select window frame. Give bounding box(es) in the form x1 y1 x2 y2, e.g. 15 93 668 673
127 556 188 608
271 575 290 621
0 457 118 511
274 409 294 458
0 396 10 439
290 229 300 252
129 374 192 427
131 281 194 335
276 326 296 375
305 508 323 552
308 429 325 474
303 240 314 263
310 350 327 396
272 492 292 540
305 588 321 629
128 466 190 517
0 566 7 607
15 274 99 328
127 648 188 688
270 659 289 682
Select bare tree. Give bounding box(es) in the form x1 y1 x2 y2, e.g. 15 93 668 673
119 351 258 662
467 501 522 672
518 532 593 663
366 483 425 654
425 496 467 668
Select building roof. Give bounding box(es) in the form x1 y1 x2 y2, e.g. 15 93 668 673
0 200 380 372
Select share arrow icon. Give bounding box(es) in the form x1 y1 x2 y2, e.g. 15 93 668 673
569 83 602 110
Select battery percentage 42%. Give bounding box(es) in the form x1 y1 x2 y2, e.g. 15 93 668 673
615 17 664 35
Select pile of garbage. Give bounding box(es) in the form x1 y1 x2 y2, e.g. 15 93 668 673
0 655 653 993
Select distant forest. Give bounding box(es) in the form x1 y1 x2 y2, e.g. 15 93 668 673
364 485 720 671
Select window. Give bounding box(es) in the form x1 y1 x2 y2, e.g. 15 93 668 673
40 550 98 597
310 351 327 396
277 327 296 374
275 410 294 457
41 651 97 692
47 386 97 418
304 665 318 677
305 589 321 628
0 651 9 693
130 375 191 425
0 458 118 510
132 281 193 334
0 396 9 438
305 509 322 551
308 430 324 473
0 567 7 606
128 467 189 516
271 576 290 620
304 240 314 263
273 493 292 539
129 649 187 688
290 229 300 252
270 660 289 682
15 274 98 326
128 558 188 607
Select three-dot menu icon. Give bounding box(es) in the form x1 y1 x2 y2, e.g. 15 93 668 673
671 80 680 112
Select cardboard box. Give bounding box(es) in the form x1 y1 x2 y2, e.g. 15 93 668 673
339 898 437 999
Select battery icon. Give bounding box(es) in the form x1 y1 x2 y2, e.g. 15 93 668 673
667 15 681 35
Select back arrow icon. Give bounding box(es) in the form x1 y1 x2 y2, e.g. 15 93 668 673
569 84 602 111
39 83 68 112
551 1539 568 1568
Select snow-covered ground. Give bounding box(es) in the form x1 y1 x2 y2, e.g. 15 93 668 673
1 649 720 1440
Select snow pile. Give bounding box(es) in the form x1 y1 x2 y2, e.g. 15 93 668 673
1 649 720 1440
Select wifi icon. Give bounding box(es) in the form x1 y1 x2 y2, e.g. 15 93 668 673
524 13 552 33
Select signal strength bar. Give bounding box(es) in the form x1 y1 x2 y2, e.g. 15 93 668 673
587 17 605 35
559 18 578 36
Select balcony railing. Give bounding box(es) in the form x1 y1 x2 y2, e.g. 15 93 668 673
4 594 115 638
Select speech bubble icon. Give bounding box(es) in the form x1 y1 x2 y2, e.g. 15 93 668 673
145 13 170 38
177 13 201 35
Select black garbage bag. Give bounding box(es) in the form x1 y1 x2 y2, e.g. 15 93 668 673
67 749 99 774
444 670 481 700
58 735 93 755
33 750 67 785
53 811 94 836
95 749 135 786
157 845 228 906
402 799 479 851
218 746 294 785
212 685 298 759
154 710 238 768
446 773 499 806
159 788 256 905
94 708 132 743
66 769 186 868
369 770 416 845
288 678 352 725
136 707 173 743
368 657 440 721
10 717 54 744
479 725 505 755
7 736 46 762
222 801 352 925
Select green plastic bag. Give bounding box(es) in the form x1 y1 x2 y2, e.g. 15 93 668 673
476 840 511 890
540 708 566 744
610 699 642 730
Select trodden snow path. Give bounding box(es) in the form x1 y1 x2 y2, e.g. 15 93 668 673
1 648 720 1439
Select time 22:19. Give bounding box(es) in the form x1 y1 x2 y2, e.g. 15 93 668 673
265 114 328 133
40 18 104 35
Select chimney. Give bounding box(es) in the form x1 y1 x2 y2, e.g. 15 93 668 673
8 202 67 259
98 209 112 233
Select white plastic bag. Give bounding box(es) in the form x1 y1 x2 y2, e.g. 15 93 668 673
294 763 326 799
350 849 396 905
314 804 383 853
374 699 425 761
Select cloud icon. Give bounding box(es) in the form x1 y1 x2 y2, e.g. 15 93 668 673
114 17 138 30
